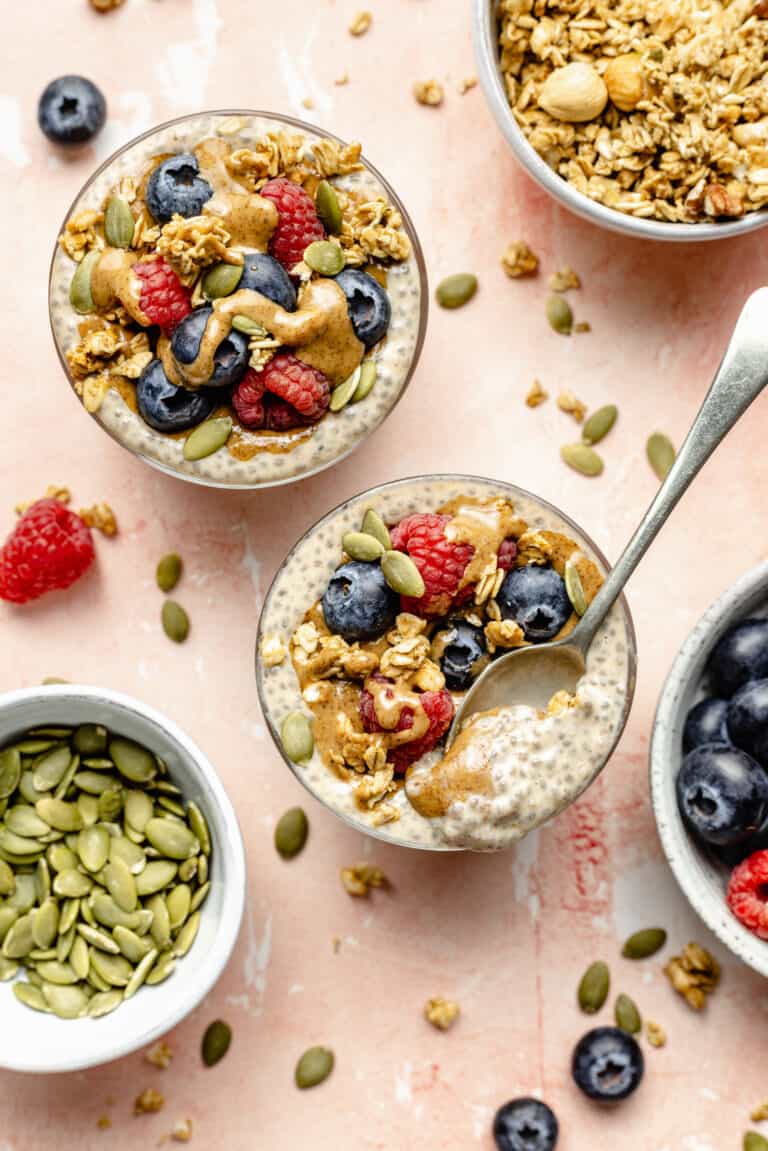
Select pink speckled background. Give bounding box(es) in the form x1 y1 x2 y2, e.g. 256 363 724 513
2 1 768 1147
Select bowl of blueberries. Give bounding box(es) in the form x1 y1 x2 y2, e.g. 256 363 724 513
651 559 768 976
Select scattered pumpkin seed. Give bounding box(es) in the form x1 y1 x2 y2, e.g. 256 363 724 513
161 600 190 644
578 960 610 1013
646 432 676 481
183 416 233 461
202 1019 232 1067
342 531 385 562
275 807 309 859
560 442 604 477
381 550 425 598
156 552 183 593
615 993 642 1034
436 273 477 309
351 360 377 403
582 404 618 446
745 1134 768 1151
202 261 243 300
622 927 667 960
315 180 342 233
564 559 588 617
361 508 391 549
295 1046 335 1089
69 249 100 314
13 981 48 1013
73 724 108 756
280 712 314 764
329 368 361 412
304 240 345 276
546 293 573 334
231 314 268 336
104 196 135 249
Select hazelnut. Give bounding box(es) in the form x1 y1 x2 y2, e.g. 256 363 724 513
604 54 645 112
538 63 608 123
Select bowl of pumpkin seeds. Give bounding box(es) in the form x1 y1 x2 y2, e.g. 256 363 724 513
0 684 245 1072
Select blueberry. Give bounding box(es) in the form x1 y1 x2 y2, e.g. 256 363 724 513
676 742 768 846
38 76 106 146
708 618 768 698
239 253 296 311
493 1098 558 1151
136 359 215 433
683 698 730 753
437 618 489 691
145 153 213 224
496 565 572 642
728 678 768 767
171 307 249 389
334 268 391 348
321 561 399 642
571 1027 644 1103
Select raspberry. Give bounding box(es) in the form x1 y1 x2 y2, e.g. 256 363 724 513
498 538 518 571
727 849 768 938
390 513 475 616
0 500 95 604
261 353 330 422
133 257 191 330
265 398 305 431
260 178 325 270
360 682 454 773
232 369 268 428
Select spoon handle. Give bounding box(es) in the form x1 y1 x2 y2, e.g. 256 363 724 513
573 287 768 652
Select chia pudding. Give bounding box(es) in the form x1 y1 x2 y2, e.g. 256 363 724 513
256 476 636 851
49 111 426 488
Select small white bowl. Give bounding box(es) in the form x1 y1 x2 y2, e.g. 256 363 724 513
651 560 768 977
0 685 246 1073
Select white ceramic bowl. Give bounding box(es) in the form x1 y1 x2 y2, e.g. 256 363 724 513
473 0 768 242
651 560 768 977
0 685 246 1073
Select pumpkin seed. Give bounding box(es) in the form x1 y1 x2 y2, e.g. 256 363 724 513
156 552 183 593
161 600 190 644
582 404 618 446
13 981 48 1012
99 785 124 822
28 947 57 961
202 261 243 300
275 807 309 859
90 949 133 987
73 724 108 756
77 923 121 954
36 960 78 986
189 881 210 913
281 712 314 764
146 950 176 985
231 314 267 336
0 907 19 943
0 956 18 981
179 856 197 882
0 828 42 857
147 894 172 949
53 869 92 898
33 900 59 949
73 770 117 795
361 508 391 550
202 1019 232 1066
103 857 138 913
646 433 676 481
615 993 642 1034
113 924 151 963
578 960 610 1013
0 859 15 896
560 442 604 477
745 1134 768 1151
32 746 72 792
295 1046 334 1089
6 806 51 838
109 738 156 784
104 196 135 248
56 924 76 963
183 416 233 461
0 749 21 799
167 884 192 930
87 968 111 993
70 935 90 979
622 927 667 960
58 899 79 935
564 559 588 617
70 249 101 314
436 273 477 310
329 368 361 412
546 293 573 334
351 360 377 403
25 969 43 988
48 843 78 873
125 790 154 833
110 836 146 874
187 801 211 856
42 982 88 1019
87 988 123 1018
381 550 426 597
145 817 197 860
35 858 51 901
123 947 158 1000
77 793 99 826
342 531 385 562
198 855 208 885
36 797 83 832
14 739 57 754
315 180 342 233
135 860 178 896
173 912 200 957
304 240 345 276
3 913 35 959
78 826 110 873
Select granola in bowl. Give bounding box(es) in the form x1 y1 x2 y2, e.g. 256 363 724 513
256 476 635 851
49 111 426 488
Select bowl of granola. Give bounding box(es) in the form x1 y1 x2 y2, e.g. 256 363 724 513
475 0 768 240
256 475 636 851
49 110 427 488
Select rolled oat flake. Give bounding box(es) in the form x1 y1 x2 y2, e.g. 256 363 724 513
295 1045 334 1089
202 1019 232 1066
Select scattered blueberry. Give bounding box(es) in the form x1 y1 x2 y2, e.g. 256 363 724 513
136 359 215 433
493 1098 558 1151
334 268 391 348
571 1027 644 1103
437 618 489 691
676 742 768 846
146 153 213 224
171 306 249 389
708 618 768 698
38 76 106 146
497 565 571 642
728 678 768 767
321 561 399 642
683 698 730 753
239 252 297 311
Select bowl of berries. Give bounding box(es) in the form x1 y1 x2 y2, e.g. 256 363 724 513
49 110 427 489
651 560 768 976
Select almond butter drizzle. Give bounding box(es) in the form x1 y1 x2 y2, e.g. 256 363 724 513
440 496 527 589
405 716 496 819
90 248 147 324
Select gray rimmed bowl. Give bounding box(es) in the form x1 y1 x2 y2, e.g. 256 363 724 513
0 685 246 1072
473 0 768 242
651 560 768 977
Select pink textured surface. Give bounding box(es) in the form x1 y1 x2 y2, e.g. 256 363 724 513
2 0 768 1147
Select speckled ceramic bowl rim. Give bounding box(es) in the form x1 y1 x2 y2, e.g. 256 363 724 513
473 0 768 243
0 684 246 1072
650 559 768 976
256 472 638 851
48 108 429 491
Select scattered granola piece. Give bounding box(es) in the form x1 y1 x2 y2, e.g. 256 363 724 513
645 1020 667 1048
90 0 125 9
15 485 71 515
332 936 342 953
348 10 372 36
485 618 526 655
501 241 539 279
145 1040 174 1070
156 214 239 284
459 76 478 95
334 73 350 86
525 379 548 408
548 266 581 293
134 1087 165 1115
172 1119 193 1143
413 80 445 108
751 1101 768 1123
59 210 104 262
79 502 118 537
341 863 389 897
260 634 288 668
664 942 721 1010
96 1115 112 1130
557 391 587 423
574 322 592 334
301 98 315 110
424 997 460 1031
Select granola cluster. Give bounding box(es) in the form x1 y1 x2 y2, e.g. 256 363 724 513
499 0 768 221
663 941 721 1008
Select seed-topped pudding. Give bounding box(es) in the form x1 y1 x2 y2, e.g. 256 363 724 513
49 112 425 486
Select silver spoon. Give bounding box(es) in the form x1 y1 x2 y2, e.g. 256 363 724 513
447 287 768 744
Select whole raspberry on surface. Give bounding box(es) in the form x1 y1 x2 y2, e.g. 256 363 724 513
262 353 330 422
260 178 325 270
133 257 191 330
727 849 768 938
497 538 518 571
232 369 268 428
232 365 327 431
390 513 475 616
0 500 95 604
360 682 454 773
